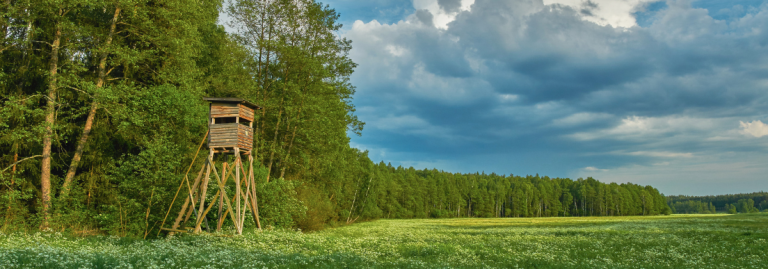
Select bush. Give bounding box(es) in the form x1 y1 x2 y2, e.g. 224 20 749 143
256 174 306 229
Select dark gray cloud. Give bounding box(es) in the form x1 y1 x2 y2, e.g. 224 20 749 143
345 0 768 195
415 9 435 27
438 0 462 13
580 0 599 16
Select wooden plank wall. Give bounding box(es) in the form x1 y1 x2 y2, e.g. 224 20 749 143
237 124 253 150
239 104 254 122
209 123 239 148
208 123 253 150
210 103 239 118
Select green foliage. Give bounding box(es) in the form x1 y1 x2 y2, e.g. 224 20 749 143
257 176 307 229
667 192 768 213
1 214 767 268
736 199 759 213
669 200 719 214
351 166 671 221
667 191 768 213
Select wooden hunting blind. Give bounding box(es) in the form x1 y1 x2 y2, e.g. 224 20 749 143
204 97 261 152
159 97 263 236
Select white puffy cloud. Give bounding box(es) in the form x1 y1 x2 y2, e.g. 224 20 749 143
543 0 657 27
567 116 719 141
740 120 768 138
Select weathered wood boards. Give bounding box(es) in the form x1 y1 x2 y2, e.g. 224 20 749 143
239 104 254 122
210 102 240 118
204 97 260 151
207 124 254 151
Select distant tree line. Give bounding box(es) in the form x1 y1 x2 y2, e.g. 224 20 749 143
348 163 672 220
666 192 768 214
0 0 670 236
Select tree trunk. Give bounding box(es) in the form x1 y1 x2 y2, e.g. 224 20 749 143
257 15 274 165
40 15 62 230
60 7 121 198
265 95 284 182
278 125 297 179
254 5 271 163
3 149 18 227
276 73 312 179
346 176 364 223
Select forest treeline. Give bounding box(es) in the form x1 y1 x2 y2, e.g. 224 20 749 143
1 0 670 236
346 164 671 221
667 192 768 214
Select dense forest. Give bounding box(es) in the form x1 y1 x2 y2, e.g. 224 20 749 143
0 0 671 236
667 192 768 214
347 165 671 221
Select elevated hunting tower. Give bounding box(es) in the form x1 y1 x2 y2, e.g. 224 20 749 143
160 98 263 236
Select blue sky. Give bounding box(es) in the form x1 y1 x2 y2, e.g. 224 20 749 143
319 0 768 196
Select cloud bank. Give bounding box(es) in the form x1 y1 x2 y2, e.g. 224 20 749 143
342 0 768 195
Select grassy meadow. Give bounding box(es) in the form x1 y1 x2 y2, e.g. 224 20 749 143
1 214 766 268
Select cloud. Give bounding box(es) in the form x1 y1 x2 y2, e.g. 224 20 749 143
343 0 768 194
740 120 768 138
584 166 608 172
572 157 768 195
622 151 693 158
415 9 435 27
543 0 659 27
567 116 719 141
413 0 475 29
438 0 462 13
552 112 613 126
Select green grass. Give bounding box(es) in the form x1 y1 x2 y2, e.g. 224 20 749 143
1 214 767 268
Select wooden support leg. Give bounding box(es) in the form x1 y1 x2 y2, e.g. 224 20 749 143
235 148 242 234
171 164 205 231
217 162 228 232
216 160 235 231
239 153 250 231
210 160 240 231
196 190 220 229
195 151 213 233
184 160 213 224
238 154 258 230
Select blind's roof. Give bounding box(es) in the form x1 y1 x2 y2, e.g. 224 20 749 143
203 97 262 110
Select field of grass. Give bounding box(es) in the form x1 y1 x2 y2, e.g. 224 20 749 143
1 214 766 268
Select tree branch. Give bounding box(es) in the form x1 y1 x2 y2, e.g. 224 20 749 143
2 155 42 173
64 86 94 99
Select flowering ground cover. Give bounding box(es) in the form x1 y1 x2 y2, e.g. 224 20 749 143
1 214 766 268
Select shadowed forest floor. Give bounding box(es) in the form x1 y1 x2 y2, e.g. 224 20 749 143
1 214 766 268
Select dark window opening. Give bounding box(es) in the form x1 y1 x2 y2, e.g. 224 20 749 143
213 117 251 126
215 117 237 124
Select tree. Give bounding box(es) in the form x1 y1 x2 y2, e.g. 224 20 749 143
561 191 573 216
60 4 122 198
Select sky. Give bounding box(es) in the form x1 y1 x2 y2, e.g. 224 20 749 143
229 0 768 196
